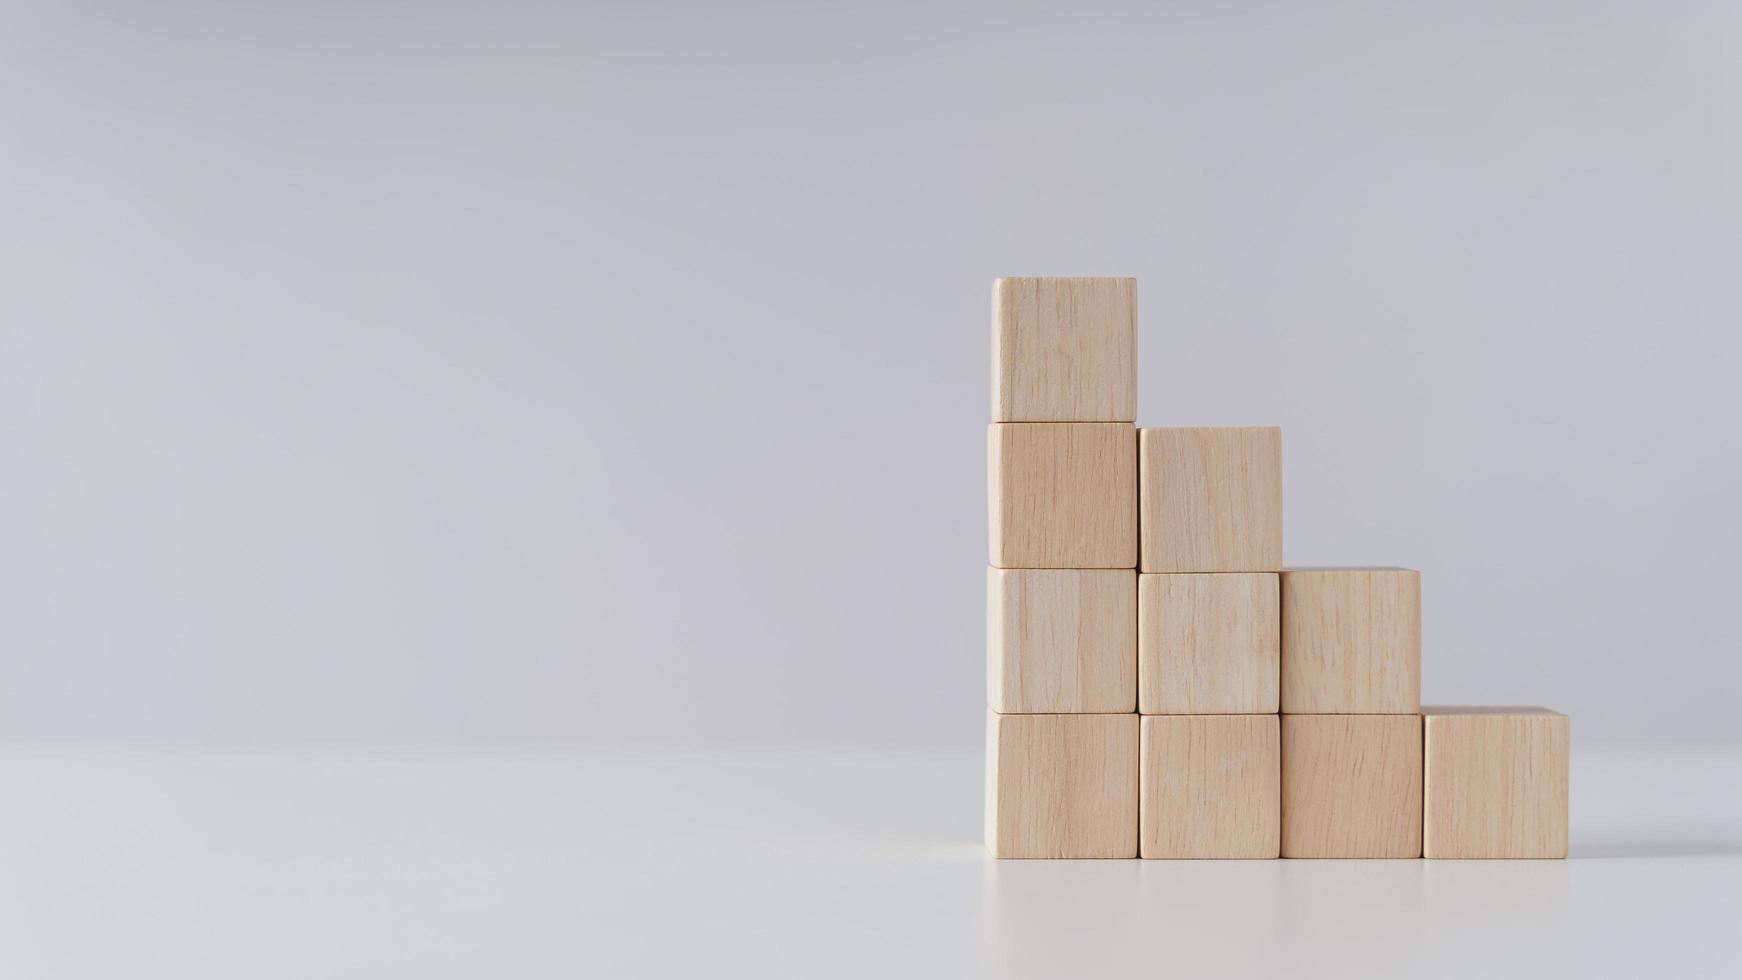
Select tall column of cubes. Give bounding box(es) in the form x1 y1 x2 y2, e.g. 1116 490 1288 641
985 278 1139 859
984 275 1569 861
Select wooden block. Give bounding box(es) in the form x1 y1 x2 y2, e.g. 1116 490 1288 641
1279 568 1421 714
1140 715 1279 859
989 422 1136 569
1423 707 1569 859
988 568 1136 714
1281 714 1422 858
985 711 1139 858
992 277 1136 422
1138 427 1282 573
1138 573 1278 714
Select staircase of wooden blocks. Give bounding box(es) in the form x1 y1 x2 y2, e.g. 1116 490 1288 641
985 277 1569 861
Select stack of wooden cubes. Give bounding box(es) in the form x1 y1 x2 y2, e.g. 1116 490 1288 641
985 277 1569 861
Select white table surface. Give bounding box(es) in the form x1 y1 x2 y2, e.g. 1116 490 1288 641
0 741 1737 978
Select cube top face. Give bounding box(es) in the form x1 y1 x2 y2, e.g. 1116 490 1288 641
1424 708 1569 859
1139 427 1282 573
1140 714 1280 859
988 568 1136 714
1138 573 1279 714
992 277 1136 423
989 423 1137 569
985 711 1139 859
1280 568 1421 714
1421 705 1562 716
1281 714 1423 858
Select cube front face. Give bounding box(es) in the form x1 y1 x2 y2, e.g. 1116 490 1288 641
1139 428 1282 574
1280 569 1421 714
1281 714 1423 858
985 711 1139 859
1138 573 1278 714
989 423 1137 569
992 277 1136 423
988 568 1136 713
1140 715 1280 859
1424 708 1569 859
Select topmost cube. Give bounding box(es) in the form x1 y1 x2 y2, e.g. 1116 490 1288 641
993 277 1137 422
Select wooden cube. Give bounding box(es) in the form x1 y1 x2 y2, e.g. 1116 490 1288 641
992 277 1136 422
1140 715 1279 859
1281 714 1422 858
989 422 1136 569
1280 568 1421 713
985 711 1139 858
1138 427 1282 573
1138 573 1278 714
989 568 1136 713
1423 707 1569 859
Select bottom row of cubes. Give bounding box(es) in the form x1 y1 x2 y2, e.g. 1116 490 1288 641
985 708 1568 860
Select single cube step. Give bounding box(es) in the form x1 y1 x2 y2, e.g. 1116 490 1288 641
1280 568 1421 714
989 422 1136 569
1140 714 1280 859
1423 706 1569 859
1138 572 1278 714
992 277 1136 423
988 568 1136 714
1139 427 1282 574
1281 714 1423 858
985 711 1139 859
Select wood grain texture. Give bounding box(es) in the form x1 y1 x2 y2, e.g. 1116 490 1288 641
989 422 1136 569
1138 427 1282 573
992 277 1136 422
989 568 1136 714
985 711 1139 859
1140 714 1280 859
1138 573 1278 714
1280 568 1421 714
1423 706 1569 859
1281 714 1422 858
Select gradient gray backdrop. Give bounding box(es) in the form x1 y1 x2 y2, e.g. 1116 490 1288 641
3 1 1738 744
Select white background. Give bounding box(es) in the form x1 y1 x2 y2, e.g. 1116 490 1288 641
5 0 1740 746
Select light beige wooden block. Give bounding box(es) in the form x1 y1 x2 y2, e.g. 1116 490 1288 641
992 277 1136 423
1138 573 1278 714
1280 568 1421 714
989 568 1136 714
985 711 1139 858
989 422 1136 569
1281 714 1422 858
1423 707 1569 859
1140 715 1279 859
1138 427 1282 573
